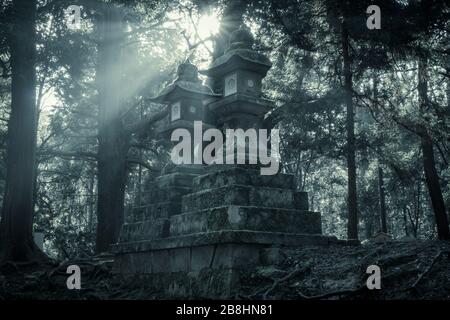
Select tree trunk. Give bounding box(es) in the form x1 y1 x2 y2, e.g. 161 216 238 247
95 4 129 253
342 21 358 240
414 180 421 238
403 207 409 237
373 71 387 234
378 166 387 233
420 135 449 239
446 64 450 110
418 55 449 240
88 163 95 232
0 0 46 262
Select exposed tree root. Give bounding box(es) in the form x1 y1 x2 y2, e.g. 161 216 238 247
409 250 449 290
262 264 311 299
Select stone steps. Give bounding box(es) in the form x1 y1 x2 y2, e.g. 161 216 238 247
169 205 321 236
182 184 297 212
155 172 199 188
119 219 170 242
192 167 295 192
113 230 339 254
141 186 192 204
132 201 182 221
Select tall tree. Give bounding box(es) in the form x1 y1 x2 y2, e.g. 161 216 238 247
378 165 387 233
341 14 358 240
95 3 129 253
373 73 388 233
94 2 169 253
0 0 46 262
417 53 449 240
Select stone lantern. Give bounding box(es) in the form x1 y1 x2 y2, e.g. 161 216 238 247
119 61 218 223
113 28 339 299
150 60 219 170
200 26 274 129
151 60 218 136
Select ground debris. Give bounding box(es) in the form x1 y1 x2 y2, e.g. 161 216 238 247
0 240 449 300
242 240 450 300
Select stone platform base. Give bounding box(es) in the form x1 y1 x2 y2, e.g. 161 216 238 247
112 231 356 298
114 166 359 298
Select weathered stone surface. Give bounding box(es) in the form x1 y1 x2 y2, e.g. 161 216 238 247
151 249 170 273
211 244 261 268
145 201 182 220
113 230 338 254
170 206 321 235
294 191 309 210
142 186 192 204
190 245 215 272
114 243 262 275
169 248 190 272
208 93 274 119
131 206 146 222
121 268 241 298
112 251 153 274
155 172 199 188
119 219 170 242
192 167 295 191
136 176 196 221
132 202 182 222
182 185 296 212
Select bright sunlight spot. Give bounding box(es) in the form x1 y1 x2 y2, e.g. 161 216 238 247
196 13 220 38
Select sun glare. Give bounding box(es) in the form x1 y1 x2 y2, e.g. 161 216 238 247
196 13 220 39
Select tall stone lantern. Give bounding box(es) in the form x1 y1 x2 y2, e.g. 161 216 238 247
113 29 344 299
200 26 274 130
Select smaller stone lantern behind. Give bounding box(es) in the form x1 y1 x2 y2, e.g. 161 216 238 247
117 60 217 240
153 59 218 140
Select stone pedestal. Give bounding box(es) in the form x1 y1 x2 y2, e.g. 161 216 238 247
119 165 201 243
113 166 340 298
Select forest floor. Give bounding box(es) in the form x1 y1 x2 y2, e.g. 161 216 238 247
0 240 449 300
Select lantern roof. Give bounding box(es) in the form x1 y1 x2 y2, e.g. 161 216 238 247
150 60 219 104
200 26 272 78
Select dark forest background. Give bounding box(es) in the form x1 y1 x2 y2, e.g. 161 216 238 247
0 0 448 263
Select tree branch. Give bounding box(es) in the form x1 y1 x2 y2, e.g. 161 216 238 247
38 150 98 161
125 107 168 134
126 158 159 172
